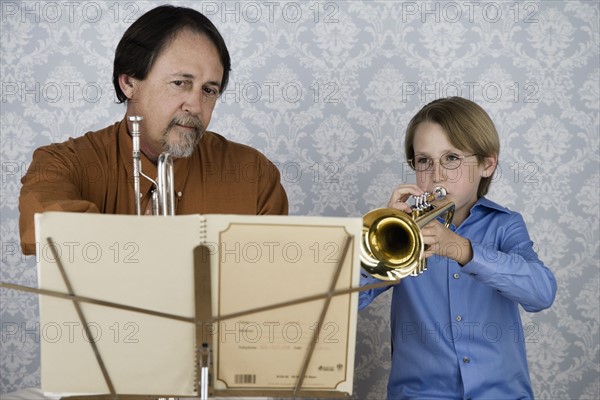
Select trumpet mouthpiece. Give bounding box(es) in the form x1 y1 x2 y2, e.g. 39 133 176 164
431 186 447 200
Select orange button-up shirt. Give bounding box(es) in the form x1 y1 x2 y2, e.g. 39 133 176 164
19 119 288 254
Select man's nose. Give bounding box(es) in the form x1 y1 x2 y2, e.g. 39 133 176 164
182 91 203 115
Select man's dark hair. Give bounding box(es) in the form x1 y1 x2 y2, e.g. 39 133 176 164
112 5 231 103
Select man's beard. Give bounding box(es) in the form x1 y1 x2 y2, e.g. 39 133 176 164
160 115 205 158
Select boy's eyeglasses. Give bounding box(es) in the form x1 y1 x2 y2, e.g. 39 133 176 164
408 153 478 171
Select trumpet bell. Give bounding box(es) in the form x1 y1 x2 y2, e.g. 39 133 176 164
360 186 455 282
360 208 424 281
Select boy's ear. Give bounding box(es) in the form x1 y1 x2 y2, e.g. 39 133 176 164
481 155 498 178
118 74 136 100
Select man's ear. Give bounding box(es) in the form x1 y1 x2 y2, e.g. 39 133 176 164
118 74 136 100
481 155 498 178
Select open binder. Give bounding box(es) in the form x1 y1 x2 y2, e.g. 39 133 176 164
30 212 362 398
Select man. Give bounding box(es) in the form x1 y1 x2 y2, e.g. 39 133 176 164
19 5 288 255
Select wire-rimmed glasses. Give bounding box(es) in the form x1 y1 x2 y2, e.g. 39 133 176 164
408 152 478 171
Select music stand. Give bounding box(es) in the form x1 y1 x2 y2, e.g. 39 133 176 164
1 212 370 399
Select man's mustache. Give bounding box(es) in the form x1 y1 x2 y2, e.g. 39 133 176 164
166 115 205 135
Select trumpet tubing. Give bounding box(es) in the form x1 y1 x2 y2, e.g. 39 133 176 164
156 152 175 215
360 186 455 281
130 115 143 216
129 115 176 216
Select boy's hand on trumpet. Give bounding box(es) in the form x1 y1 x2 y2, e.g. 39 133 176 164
420 220 473 266
387 184 473 267
387 184 424 213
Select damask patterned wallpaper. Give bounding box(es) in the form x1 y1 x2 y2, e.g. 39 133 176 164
1 0 598 398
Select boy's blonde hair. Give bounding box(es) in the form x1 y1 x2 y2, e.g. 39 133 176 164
404 97 500 197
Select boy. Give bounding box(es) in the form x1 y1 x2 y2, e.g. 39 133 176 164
360 97 557 399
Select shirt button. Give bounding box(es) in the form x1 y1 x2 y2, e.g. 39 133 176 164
463 356 470 364
453 273 460 279
455 315 462 322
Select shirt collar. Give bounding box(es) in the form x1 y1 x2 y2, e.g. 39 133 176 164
449 197 511 230
471 197 512 215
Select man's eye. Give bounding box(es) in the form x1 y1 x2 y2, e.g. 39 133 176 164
172 80 186 87
415 157 430 164
203 87 218 96
445 154 460 162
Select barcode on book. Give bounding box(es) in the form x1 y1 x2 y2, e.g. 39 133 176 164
235 374 256 384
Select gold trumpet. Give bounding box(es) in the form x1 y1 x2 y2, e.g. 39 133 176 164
361 187 455 281
129 115 175 216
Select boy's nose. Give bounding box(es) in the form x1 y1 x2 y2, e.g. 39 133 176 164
432 159 445 183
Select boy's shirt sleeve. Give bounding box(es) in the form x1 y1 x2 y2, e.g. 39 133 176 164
461 212 557 312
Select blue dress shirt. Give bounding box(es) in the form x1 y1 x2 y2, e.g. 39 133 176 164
359 197 557 399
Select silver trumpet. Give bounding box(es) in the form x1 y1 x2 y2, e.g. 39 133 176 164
129 115 175 216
